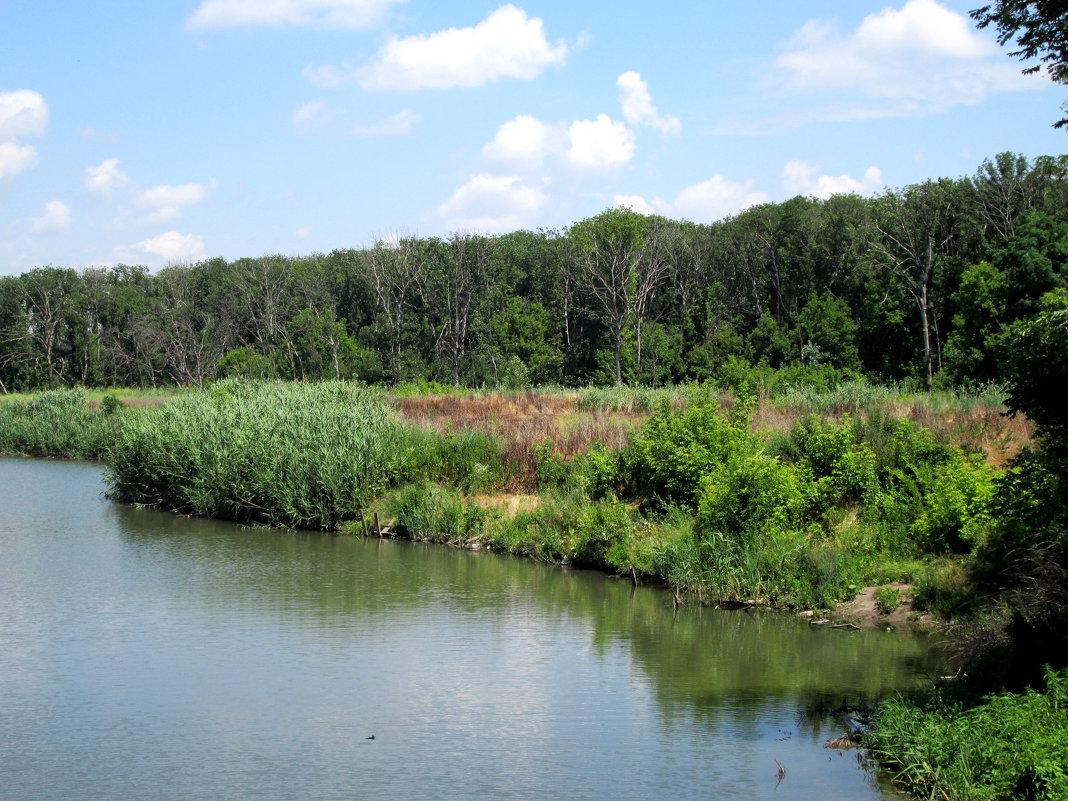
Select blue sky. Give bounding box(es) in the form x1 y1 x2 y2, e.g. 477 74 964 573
1 0 1064 274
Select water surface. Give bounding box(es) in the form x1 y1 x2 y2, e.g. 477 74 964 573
0 458 935 800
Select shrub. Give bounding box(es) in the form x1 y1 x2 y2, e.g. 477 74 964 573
0 388 118 459
869 667 1068 801
875 586 901 614
621 384 756 509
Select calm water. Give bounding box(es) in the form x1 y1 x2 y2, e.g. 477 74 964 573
0 458 937 800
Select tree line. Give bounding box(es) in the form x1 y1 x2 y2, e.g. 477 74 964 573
1 151 1066 393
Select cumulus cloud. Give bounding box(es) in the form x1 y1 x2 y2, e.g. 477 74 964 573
613 195 656 215
292 100 419 136
437 173 549 231
781 159 883 198
616 72 680 135
567 114 635 169
131 231 206 263
137 180 215 224
0 141 38 181
187 0 401 30
773 0 1036 118
32 201 71 232
0 90 47 182
481 114 562 169
313 5 567 91
672 176 768 222
85 158 131 196
0 90 49 138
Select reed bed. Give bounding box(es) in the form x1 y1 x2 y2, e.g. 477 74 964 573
0 388 118 459
108 380 406 529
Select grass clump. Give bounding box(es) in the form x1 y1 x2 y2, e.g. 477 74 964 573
108 379 406 529
0 388 119 459
875 586 902 614
868 667 1068 801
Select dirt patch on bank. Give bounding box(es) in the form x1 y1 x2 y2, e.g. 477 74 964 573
820 584 939 630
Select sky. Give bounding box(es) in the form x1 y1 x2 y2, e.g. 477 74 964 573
1 0 1065 275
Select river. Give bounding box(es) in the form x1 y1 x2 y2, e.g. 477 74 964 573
0 457 937 800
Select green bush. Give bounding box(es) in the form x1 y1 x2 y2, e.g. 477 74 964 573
621 385 757 509
694 453 806 544
869 667 1068 801
875 586 901 614
391 482 487 545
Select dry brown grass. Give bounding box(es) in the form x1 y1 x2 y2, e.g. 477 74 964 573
390 391 649 490
392 389 1033 487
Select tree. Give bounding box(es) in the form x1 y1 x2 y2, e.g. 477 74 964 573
972 1 1068 128
569 208 662 385
869 180 970 389
361 237 419 386
415 233 490 387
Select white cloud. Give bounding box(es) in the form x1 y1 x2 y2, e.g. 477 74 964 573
0 90 49 139
567 114 634 169
137 180 214 224
613 195 656 215
350 109 420 137
773 0 1036 118
187 0 401 30
292 100 420 137
0 90 47 183
0 141 38 181
482 114 563 169
781 159 883 198
85 158 131 196
131 231 206 263
32 201 71 232
673 176 768 222
437 173 549 231
616 72 680 135
334 5 566 91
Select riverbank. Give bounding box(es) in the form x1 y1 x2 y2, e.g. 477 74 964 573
1 379 1012 616
5 378 1065 799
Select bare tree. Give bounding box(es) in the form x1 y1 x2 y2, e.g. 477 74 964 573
869 180 967 390
363 235 419 386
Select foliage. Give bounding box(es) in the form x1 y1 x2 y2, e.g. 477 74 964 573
869 667 1068 801
107 380 405 529
0 388 118 459
972 1 1068 127
0 152 1063 396
620 385 756 509
875 586 901 614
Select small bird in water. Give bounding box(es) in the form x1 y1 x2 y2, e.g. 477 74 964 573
366 735 375 740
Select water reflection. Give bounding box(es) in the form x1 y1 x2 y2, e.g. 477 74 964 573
0 458 936 800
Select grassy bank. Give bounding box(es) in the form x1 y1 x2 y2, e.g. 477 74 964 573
1 378 1014 614
4 377 1062 800
868 668 1068 800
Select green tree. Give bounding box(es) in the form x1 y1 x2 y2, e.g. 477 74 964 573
944 261 1009 383
797 292 861 370
972 1 1068 128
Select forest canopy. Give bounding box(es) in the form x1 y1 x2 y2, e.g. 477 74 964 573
1 152 1066 394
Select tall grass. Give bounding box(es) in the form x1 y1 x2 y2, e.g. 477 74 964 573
868 667 1068 801
108 380 408 529
0 388 119 459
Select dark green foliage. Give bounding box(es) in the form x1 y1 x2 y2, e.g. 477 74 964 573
869 667 1068 801
0 152 1063 394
